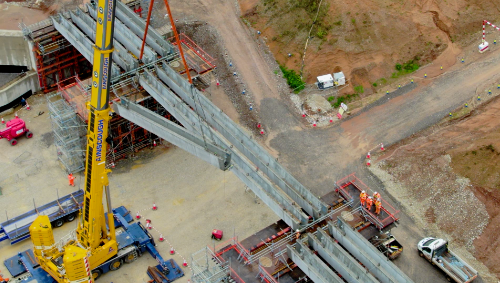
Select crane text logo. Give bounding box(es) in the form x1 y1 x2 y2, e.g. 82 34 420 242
107 0 113 22
101 57 109 90
96 119 104 162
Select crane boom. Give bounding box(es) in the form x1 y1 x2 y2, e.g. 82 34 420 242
29 0 118 282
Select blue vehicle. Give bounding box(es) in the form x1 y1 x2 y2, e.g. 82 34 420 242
3 207 184 282
0 190 84 244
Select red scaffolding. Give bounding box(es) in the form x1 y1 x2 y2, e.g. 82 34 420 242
336 173 400 229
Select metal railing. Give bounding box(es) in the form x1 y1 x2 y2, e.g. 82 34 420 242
258 264 277 283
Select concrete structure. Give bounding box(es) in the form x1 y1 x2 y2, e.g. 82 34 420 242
0 71 39 110
0 30 35 69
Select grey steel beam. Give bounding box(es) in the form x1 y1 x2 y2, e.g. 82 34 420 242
115 1 173 56
70 9 138 71
155 64 326 220
87 4 156 64
328 220 413 283
111 97 230 171
287 242 344 283
138 72 310 227
51 15 121 78
231 165 300 231
139 72 206 135
309 230 379 283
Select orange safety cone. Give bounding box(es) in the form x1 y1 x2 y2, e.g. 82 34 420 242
257 123 261 128
183 260 188 267
1 118 4 124
111 162 115 168
216 79 220 86
367 152 371 159
170 247 175 254
380 143 385 151
15 112 18 118
260 129 264 135
153 140 157 147
146 222 152 230
159 234 164 242
366 159 371 166
302 113 306 118
313 121 317 127
136 212 141 220
26 103 31 110
329 117 333 123
152 203 157 210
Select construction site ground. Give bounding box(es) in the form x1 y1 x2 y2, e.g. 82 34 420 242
1 0 500 282
0 97 280 283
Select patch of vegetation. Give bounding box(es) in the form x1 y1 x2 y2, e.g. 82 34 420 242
354 85 364 94
481 144 496 153
391 59 420 78
330 93 360 108
351 18 356 24
316 27 327 39
333 20 342 26
279 65 305 93
372 82 378 87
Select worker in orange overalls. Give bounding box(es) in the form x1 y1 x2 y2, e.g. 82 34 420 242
360 190 367 207
366 196 373 211
375 199 382 215
373 191 381 201
68 173 75 187
296 229 300 240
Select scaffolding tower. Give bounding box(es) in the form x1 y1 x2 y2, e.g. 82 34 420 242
191 247 231 283
47 93 86 174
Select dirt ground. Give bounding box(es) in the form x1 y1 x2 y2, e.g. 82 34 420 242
241 0 500 93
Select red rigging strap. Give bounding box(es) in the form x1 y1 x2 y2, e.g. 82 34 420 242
163 0 192 84
139 0 155 60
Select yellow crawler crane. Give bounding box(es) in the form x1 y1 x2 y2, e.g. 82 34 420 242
30 0 118 281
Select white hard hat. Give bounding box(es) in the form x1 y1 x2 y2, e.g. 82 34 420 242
362 190 365 193
368 196 372 199
296 229 300 232
374 191 377 194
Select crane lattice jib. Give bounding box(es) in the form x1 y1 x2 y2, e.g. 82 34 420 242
483 20 500 43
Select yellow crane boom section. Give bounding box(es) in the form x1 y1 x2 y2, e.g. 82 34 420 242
30 0 118 282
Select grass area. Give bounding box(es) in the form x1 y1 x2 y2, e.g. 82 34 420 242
354 85 364 94
372 77 387 87
391 60 420 79
328 93 360 108
279 65 305 93
452 144 500 188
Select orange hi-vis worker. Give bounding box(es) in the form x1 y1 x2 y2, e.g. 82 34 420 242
68 173 75 186
375 199 382 215
360 190 367 206
296 229 300 240
373 191 381 201
366 196 373 210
